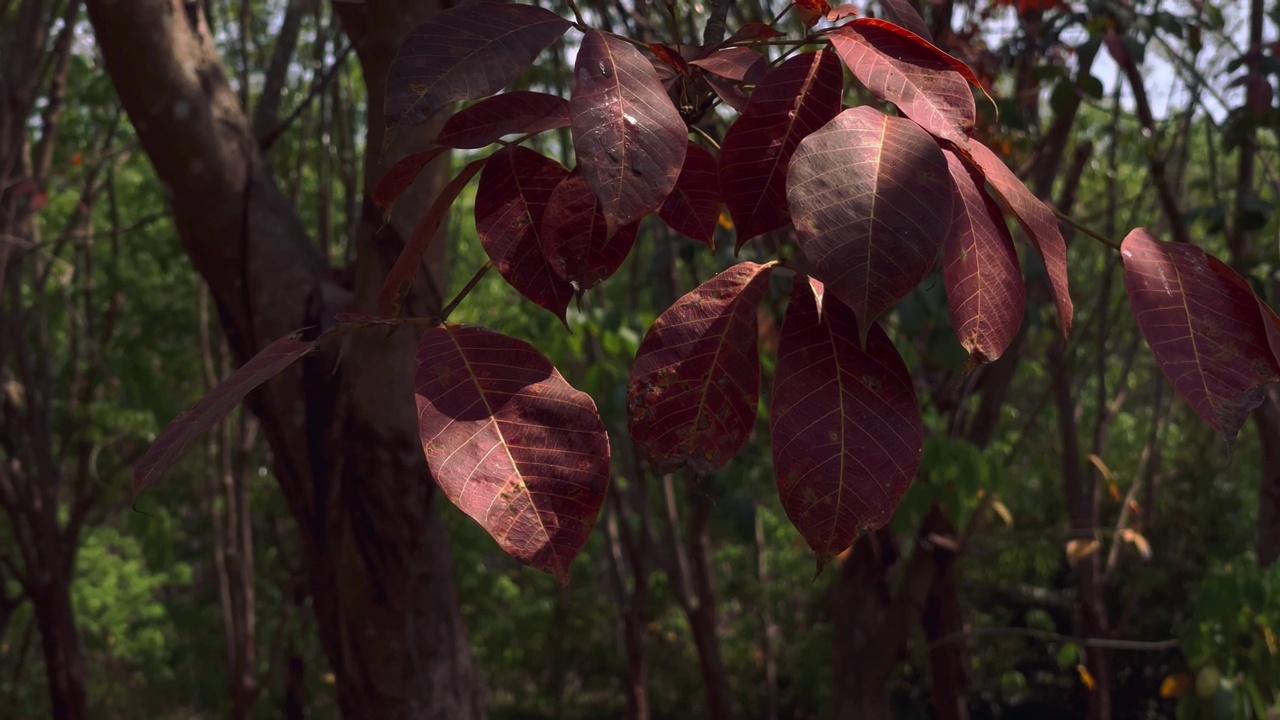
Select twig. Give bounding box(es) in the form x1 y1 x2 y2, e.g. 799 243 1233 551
1053 207 1121 250
438 262 493 322
926 625 1179 652
260 43 355 153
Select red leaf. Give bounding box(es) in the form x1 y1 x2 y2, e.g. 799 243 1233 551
475 147 574 322
704 74 751 112
627 262 775 473
876 0 932 41
787 106 953 342
795 0 833 27
379 157 488 318
648 42 689 73
942 147 1024 363
968 140 1073 337
415 324 610 583
572 30 688 233
385 3 570 130
689 47 768 83
771 279 922 561
540 173 640 292
1120 228 1280 443
1204 257 1280 366
436 92 571 149
657 142 721 246
719 50 844 247
373 147 449 211
828 19 975 147
134 332 316 494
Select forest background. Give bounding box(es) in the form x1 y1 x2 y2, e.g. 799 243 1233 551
2 0 1279 718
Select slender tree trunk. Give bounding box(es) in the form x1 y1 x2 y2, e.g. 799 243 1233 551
29 548 87 720
685 488 737 720
831 531 897 720
85 1 485 717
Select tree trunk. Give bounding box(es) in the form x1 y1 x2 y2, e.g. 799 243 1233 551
830 531 897 720
30 550 87 720
84 2 485 718
685 488 737 720
1257 393 1280 566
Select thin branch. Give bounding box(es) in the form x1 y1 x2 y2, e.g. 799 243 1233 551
926 625 1179 652
260 42 354 153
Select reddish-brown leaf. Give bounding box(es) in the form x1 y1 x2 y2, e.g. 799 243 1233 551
647 42 689 73
704 74 751 112
689 47 768 83
828 19 975 147
968 140 1073 337
876 0 933 41
942 147 1024 363
771 279 922 561
627 262 775 473
719 50 843 247
475 147 574 322
657 142 720 246
379 157 488 318
373 146 448 211
436 92 571 149
385 3 570 130
1209 259 1280 365
787 106 953 342
794 0 832 27
134 332 315 494
1120 228 1280 443
415 324 610 583
571 30 688 233
540 173 640 292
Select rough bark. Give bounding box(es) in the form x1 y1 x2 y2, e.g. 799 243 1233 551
84 1 484 717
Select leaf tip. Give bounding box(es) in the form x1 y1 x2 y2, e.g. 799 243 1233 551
812 552 834 580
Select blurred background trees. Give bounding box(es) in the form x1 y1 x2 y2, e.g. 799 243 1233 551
1 0 1277 718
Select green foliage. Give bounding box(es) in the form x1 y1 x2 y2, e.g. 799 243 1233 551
1180 561 1280 719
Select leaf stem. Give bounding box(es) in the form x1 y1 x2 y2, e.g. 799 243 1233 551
1053 207 1122 251
689 124 720 151
566 0 586 27
439 261 494 322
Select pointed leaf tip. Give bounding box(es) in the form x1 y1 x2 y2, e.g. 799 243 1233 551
941 147 1024 362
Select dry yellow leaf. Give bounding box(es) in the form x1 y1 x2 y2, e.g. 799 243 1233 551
1066 539 1100 564
1121 529 1152 560
1077 664 1095 690
1159 673 1191 699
